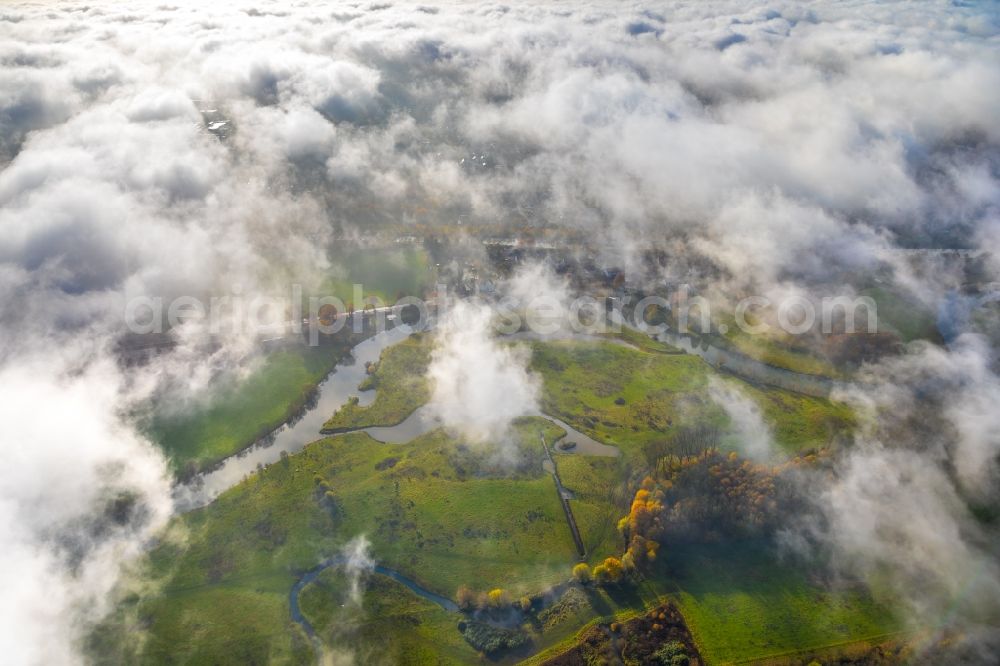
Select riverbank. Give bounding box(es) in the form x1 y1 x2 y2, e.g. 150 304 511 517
172 323 418 511
150 340 354 478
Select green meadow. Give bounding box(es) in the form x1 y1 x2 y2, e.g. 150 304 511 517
861 285 943 343
298 569 477 665
667 542 902 665
529 340 855 461
554 454 627 564
721 327 845 379
110 420 594 664
109 333 897 666
323 333 854 461
322 333 432 432
318 246 432 306
146 247 432 474
522 542 900 666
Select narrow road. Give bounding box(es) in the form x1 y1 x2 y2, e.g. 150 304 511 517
541 433 587 559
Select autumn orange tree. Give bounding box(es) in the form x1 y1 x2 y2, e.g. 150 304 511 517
592 556 624 585
617 476 664 571
661 450 784 537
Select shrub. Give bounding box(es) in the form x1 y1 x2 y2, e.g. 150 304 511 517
456 585 476 611
654 641 689 666
459 621 528 654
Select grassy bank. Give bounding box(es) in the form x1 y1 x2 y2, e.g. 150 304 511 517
148 343 349 475
321 333 432 432
530 340 854 461
146 247 432 475
721 328 845 379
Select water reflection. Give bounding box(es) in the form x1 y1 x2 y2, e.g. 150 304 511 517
174 325 415 511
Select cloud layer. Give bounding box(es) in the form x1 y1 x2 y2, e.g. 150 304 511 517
0 0 998 663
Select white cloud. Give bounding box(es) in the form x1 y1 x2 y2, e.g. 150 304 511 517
427 299 539 445
341 535 374 606
707 376 773 461
0 356 172 666
0 0 998 661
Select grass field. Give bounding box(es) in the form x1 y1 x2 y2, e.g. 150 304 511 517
320 334 853 464
299 568 477 665
118 417 622 664
860 285 943 343
147 343 349 474
530 340 854 461
146 247 431 475
520 543 900 666
604 324 684 354
134 575 312 665
117 329 886 666
721 328 845 379
554 454 627 564
737 380 855 455
666 542 902 665
174 420 580 594
295 554 681 666
322 333 432 432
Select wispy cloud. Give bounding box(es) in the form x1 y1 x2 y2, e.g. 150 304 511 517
0 0 998 662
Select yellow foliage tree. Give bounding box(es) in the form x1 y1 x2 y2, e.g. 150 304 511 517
487 588 509 608
572 562 592 584
603 556 624 582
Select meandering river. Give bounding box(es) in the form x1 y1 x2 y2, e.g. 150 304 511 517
608 309 852 398
174 324 620 512
173 325 417 511
290 555 459 643
356 404 619 457
174 313 845 512
171 315 854 660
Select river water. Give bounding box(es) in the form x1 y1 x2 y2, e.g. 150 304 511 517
174 311 850 513
608 309 850 398
173 325 416 511
355 403 619 457
290 555 459 643
174 324 620 512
